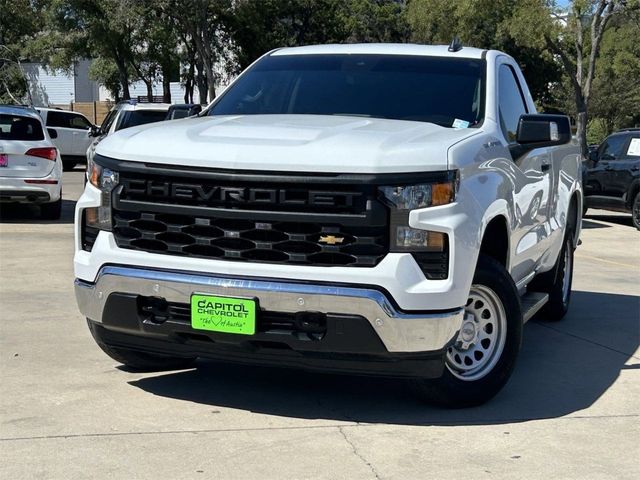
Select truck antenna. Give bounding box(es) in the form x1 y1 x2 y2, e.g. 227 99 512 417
448 37 463 52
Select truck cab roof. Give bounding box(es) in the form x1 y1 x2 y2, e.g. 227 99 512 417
271 43 488 60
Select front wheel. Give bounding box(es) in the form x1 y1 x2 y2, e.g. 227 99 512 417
633 192 640 231
411 255 522 408
62 158 77 171
40 197 62 220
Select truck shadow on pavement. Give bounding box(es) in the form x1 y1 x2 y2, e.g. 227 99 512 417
583 213 633 229
129 290 639 425
0 199 76 224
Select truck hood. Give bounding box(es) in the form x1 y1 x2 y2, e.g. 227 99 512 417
96 114 481 173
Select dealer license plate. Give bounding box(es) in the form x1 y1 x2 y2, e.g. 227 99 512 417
191 294 256 335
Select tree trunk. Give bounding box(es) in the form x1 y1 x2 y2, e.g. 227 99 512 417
196 59 208 104
162 66 171 103
144 80 153 102
192 33 216 102
575 110 588 156
115 57 130 100
202 55 216 102
184 60 195 103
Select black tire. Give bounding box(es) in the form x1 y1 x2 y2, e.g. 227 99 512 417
88 320 196 372
62 159 77 171
532 230 574 321
632 192 640 231
411 255 523 408
40 197 62 220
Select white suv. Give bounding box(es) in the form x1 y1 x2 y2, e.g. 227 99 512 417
36 108 95 171
0 105 63 219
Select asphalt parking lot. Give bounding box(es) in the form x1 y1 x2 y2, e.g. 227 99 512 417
1 169 639 480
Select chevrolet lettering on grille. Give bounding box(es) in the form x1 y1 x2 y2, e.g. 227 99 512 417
121 179 361 208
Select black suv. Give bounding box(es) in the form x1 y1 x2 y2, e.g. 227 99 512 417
584 128 640 229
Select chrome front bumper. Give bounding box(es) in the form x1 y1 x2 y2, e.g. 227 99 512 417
75 266 463 353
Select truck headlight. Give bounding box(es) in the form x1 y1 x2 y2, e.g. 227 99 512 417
379 174 457 210
85 158 118 231
379 172 457 252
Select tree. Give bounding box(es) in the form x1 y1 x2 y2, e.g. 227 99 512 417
342 0 410 43
41 0 141 100
230 0 349 70
88 57 125 101
508 0 631 154
588 7 640 136
406 0 562 104
161 0 233 102
0 0 44 103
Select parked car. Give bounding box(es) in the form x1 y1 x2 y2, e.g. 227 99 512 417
36 107 95 171
0 105 63 219
165 104 202 120
584 128 640 229
74 44 582 407
86 100 171 165
91 100 171 139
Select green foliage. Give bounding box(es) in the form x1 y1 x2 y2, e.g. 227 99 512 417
1 0 635 138
230 0 348 70
589 9 640 135
0 0 45 103
406 0 562 103
587 117 609 144
343 0 410 43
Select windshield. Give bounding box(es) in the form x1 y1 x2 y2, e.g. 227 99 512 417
209 54 485 128
116 110 167 131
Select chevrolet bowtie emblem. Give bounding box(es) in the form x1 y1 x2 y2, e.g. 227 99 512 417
319 235 345 245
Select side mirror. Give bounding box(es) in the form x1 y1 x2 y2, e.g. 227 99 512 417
89 125 101 137
589 150 599 162
47 128 58 139
510 114 572 158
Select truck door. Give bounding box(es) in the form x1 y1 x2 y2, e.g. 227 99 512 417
497 61 552 281
592 134 629 197
611 135 640 198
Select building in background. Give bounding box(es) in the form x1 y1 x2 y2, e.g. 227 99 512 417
23 60 99 106
24 60 197 107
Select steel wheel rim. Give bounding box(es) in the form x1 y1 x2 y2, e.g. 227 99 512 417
445 285 508 382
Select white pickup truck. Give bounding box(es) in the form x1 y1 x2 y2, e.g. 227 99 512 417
74 44 582 407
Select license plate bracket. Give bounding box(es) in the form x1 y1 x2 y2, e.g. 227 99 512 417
190 293 257 335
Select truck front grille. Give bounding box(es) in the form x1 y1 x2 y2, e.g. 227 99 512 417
112 210 387 266
111 167 389 267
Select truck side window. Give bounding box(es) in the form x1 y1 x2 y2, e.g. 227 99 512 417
498 65 528 144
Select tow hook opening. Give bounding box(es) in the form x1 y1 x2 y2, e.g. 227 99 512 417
138 296 170 324
294 311 327 339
